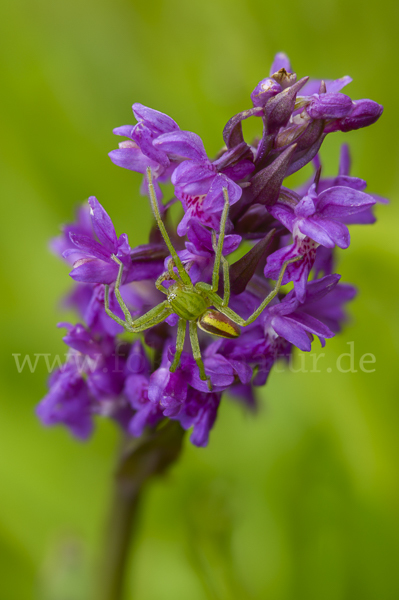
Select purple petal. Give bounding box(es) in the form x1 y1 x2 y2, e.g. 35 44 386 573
221 160 255 181
317 186 376 218
306 93 353 120
327 76 353 93
172 160 215 186
270 52 292 75
295 195 316 218
301 76 352 97
269 202 296 232
251 77 282 107
271 315 313 351
297 217 334 248
69 232 111 261
132 103 179 134
88 197 118 251
325 99 383 133
300 216 350 249
154 130 208 161
131 122 170 168
264 244 297 284
203 174 242 211
113 125 134 138
108 147 158 173
70 258 119 284
288 311 335 339
341 207 376 225
304 274 341 303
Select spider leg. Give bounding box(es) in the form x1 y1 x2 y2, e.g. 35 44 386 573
189 321 212 391
205 256 303 327
104 285 132 331
211 187 230 293
220 255 230 307
109 255 134 327
169 318 186 372
105 285 172 333
212 229 231 307
146 167 193 287
131 301 172 332
155 258 183 295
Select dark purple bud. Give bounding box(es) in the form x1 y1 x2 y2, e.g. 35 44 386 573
213 142 253 172
306 93 353 120
293 119 324 153
251 78 282 108
132 103 179 135
286 134 326 176
274 123 308 149
229 230 276 295
264 77 309 134
233 203 275 238
251 144 298 206
223 107 264 149
325 99 383 133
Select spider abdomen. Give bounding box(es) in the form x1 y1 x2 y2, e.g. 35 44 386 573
167 284 208 321
198 309 241 339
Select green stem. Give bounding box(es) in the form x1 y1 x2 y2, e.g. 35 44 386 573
97 421 185 600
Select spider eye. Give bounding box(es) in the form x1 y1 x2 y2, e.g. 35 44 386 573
198 310 241 339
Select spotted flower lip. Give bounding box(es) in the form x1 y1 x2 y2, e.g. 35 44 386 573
38 52 385 447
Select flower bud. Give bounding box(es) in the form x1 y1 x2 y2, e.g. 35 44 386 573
271 68 297 90
306 93 353 120
250 144 298 205
222 107 264 148
264 77 309 134
251 78 282 107
325 99 383 133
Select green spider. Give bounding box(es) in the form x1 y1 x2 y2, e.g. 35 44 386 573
104 167 300 390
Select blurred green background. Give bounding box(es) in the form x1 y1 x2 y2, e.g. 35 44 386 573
1 0 398 598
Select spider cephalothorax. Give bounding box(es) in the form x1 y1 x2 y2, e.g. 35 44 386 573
104 167 300 389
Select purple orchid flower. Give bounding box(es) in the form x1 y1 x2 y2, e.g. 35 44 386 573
66 197 132 284
277 181 376 248
263 275 337 351
154 133 254 235
38 53 385 449
264 180 375 299
66 197 167 285
109 104 181 200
